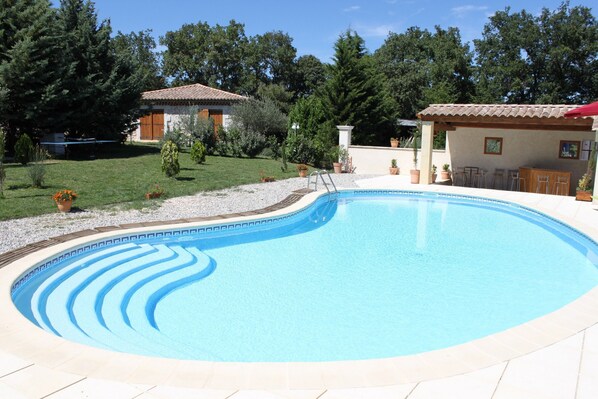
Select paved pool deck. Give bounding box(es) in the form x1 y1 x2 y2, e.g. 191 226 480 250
1 176 597 399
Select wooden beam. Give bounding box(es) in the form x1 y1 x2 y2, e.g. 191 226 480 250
438 121 592 132
419 115 593 130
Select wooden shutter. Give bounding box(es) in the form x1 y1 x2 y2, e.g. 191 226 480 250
209 109 223 138
151 111 164 140
140 113 152 140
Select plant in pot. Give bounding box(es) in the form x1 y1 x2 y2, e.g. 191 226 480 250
410 127 420 184
52 189 77 213
576 173 593 201
389 159 399 175
145 184 165 200
441 164 451 180
296 163 309 177
332 146 349 174
431 164 437 183
390 137 399 148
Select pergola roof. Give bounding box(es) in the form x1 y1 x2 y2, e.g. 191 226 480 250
418 104 594 132
141 83 247 105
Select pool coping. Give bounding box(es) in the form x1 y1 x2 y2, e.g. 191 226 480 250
1 186 598 390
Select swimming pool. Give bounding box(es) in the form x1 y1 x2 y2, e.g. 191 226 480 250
11 190 598 362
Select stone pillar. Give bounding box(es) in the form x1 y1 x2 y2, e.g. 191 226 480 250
337 125 353 149
420 121 434 184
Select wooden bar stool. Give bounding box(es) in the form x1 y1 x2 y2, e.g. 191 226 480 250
536 175 550 194
554 175 569 195
472 169 487 188
492 168 506 189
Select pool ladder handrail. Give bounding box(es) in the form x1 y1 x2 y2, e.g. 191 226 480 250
307 170 338 198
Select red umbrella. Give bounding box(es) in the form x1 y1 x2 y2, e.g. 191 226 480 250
564 101 598 118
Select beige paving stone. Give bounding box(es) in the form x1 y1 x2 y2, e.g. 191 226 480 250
0 351 33 377
44 377 148 399
408 363 505 399
0 364 84 398
138 385 235 399
164 360 214 389
230 389 326 399
583 323 598 355
287 363 325 389
577 350 598 399
0 381 30 399
321 384 416 399
493 334 583 399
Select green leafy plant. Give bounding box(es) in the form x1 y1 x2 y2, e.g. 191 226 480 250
412 124 421 169
28 145 49 188
432 164 437 173
391 159 397 168
15 134 33 165
280 139 288 172
442 163 450 172
161 140 180 178
190 141 207 164
578 173 592 192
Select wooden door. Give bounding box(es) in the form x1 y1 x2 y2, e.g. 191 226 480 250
140 113 153 140
209 109 223 134
151 110 164 140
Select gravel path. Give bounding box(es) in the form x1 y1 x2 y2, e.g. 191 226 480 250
0 174 375 255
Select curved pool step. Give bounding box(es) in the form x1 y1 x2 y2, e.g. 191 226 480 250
30 243 140 334
40 244 157 347
123 247 216 356
100 245 202 357
71 244 176 355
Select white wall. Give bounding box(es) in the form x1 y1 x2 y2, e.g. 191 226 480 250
448 127 594 194
132 104 234 141
349 145 451 175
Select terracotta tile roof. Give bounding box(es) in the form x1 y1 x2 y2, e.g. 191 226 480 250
418 104 586 119
142 83 247 102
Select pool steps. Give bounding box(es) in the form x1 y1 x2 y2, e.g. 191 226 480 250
24 243 216 358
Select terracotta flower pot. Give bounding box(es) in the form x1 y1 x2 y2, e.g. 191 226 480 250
333 162 343 174
576 190 592 201
390 139 399 148
298 169 308 178
440 171 451 180
431 173 437 183
410 169 420 184
389 167 399 175
56 200 73 213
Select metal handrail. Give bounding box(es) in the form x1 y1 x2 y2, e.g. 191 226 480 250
307 170 338 197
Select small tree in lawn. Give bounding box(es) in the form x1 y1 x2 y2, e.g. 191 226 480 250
161 140 180 178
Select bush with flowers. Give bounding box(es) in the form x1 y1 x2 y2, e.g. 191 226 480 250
52 189 78 203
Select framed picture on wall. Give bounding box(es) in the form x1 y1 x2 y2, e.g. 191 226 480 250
484 137 503 155
559 140 580 159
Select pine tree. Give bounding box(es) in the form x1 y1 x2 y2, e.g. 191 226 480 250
319 30 395 145
0 0 66 146
56 0 142 139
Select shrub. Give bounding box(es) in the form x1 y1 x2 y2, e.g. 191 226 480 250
215 127 242 157
239 129 267 158
160 127 187 150
161 140 180 177
15 134 34 165
176 106 216 153
190 141 206 164
28 145 48 188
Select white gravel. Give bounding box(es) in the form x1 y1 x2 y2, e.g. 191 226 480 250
0 174 376 255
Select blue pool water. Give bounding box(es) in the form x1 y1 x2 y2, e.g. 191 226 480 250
12 191 598 362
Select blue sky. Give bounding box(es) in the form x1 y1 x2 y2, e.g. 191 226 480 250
81 0 590 62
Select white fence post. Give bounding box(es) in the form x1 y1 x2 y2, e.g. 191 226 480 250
337 125 353 149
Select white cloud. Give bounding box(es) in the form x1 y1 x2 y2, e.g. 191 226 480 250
451 5 489 18
343 5 361 12
358 24 396 38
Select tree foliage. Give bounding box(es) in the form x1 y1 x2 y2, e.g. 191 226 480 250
375 26 474 119
113 29 164 91
474 2 598 103
320 30 396 145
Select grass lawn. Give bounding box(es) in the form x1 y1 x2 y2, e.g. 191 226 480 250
0 143 304 221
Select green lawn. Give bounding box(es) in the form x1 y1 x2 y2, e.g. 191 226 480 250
0 143 302 221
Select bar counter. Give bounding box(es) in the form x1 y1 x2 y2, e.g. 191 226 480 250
518 167 571 196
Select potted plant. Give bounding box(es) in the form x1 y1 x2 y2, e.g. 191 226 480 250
390 137 399 148
389 159 399 175
259 170 275 182
52 189 77 213
296 163 309 178
410 127 420 184
145 184 165 200
576 173 593 201
431 164 437 183
332 146 349 174
441 164 451 180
